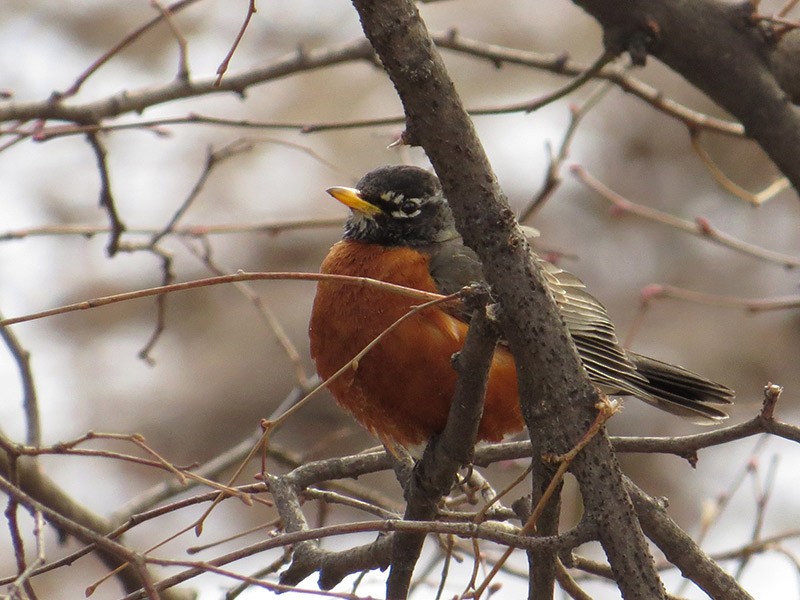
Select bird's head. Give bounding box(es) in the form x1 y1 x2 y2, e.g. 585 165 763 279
327 165 459 246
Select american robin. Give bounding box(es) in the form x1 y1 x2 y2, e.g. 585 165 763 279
308 165 734 448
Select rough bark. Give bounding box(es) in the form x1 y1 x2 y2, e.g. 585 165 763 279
573 0 800 196
350 1 667 598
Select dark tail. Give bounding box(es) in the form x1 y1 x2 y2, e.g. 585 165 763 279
626 351 734 421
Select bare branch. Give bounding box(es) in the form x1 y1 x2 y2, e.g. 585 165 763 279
86 132 125 256
0 472 159 597
0 311 40 446
0 272 445 328
572 0 800 195
0 217 343 242
215 0 257 85
640 284 800 312
690 130 790 205
59 0 203 98
0 39 377 124
431 31 744 137
150 0 191 82
186 238 312 388
573 165 800 269
627 479 755 600
522 82 614 220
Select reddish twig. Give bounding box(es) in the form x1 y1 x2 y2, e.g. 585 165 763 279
0 271 445 328
573 165 800 269
150 0 191 81
640 284 800 312
215 0 257 86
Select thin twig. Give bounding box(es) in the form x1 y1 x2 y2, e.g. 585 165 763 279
59 0 202 98
461 49 616 117
640 284 800 312
134 249 175 364
472 398 620 598
733 453 780 579
119 519 581 600
572 165 800 269
690 130 790 205
187 237 312 388
150 0 191 81
215 0 257 86
432 31 744 137
0 474 161 599
0 217 344 242
777 0 800 18
555 558 594 600
9 509 45 599
521 81 614 220
152 141 256 246
0 310 41 446
1 38 378 125
86 132 125 256
0 271 445 328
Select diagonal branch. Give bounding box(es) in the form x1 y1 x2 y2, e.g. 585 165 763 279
85 132 125 256
572 165 800 269
0 39 377 124
350 1 667 598
0 312 40 446
626 478 755 600
572 0 800 196
387 303 498 599
0 469 160 597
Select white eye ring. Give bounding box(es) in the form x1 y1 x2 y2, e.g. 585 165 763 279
389 198 420 219
399 199 420 214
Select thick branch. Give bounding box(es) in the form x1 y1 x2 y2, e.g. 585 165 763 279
350 1 666 598
626 478 755 600
387 305 498 598
573 0 800 196
0 469 163 598
0 39 376 124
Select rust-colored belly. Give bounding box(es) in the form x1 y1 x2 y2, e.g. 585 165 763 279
309 240 523 446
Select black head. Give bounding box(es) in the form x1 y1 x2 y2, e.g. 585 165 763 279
327 165 458 246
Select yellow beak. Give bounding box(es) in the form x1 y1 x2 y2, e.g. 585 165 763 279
326 186 382 216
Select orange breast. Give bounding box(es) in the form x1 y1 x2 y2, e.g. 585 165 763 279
309 240 523 447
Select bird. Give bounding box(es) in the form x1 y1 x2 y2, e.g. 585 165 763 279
308 165 734 448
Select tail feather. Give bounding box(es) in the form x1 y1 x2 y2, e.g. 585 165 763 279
626 351 734 421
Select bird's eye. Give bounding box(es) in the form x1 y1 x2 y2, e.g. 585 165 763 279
399 199 419 215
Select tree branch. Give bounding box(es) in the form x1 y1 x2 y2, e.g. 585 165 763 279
572 0 800 196
350 1 666 598
626 478 755 600
388 302 498 598
0 39 377 124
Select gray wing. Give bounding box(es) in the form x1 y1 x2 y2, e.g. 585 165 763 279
426 238 643 394
426 237 486 295
540 258 732 419
538 258 650 394
425 237 642 392
426 238 732 419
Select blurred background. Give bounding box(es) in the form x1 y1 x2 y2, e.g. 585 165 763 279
1 0 798 598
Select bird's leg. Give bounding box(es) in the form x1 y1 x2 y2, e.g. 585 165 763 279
383 439 415 491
